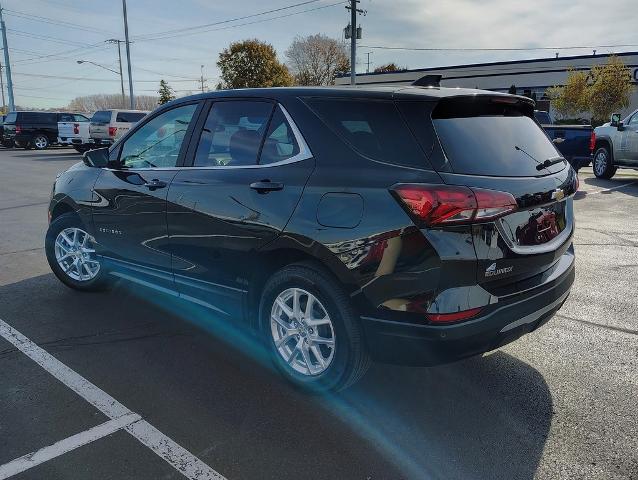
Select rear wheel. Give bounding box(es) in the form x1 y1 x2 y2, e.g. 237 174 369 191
32 134 49 150
45 213 108 291
593 146 617 179
260 263 370 392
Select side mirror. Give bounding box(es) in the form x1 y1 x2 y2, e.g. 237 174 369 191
610 113 621 127
617 121 625 131
82 147 109 168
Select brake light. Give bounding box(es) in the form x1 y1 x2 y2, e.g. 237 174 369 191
108 126 117 137
392 184 517 226
589 131 596 152
426 307 483 323
15 125 21 134
73 123 80 135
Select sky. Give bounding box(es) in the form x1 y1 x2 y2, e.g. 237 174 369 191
3 0 638 109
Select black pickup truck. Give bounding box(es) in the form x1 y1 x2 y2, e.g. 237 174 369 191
534 110 593 171
3 111 79 150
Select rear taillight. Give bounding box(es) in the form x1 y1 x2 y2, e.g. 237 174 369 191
108 126 117 137
426 307 483 323
589 131 596 152
15 125 21 134
73 123 80 135
392 184 517 226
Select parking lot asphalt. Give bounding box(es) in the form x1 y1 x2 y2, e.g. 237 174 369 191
0 147 636 480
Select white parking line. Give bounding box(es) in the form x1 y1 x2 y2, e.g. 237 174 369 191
586 180 636 195
0 413 140 479
0 318 226 480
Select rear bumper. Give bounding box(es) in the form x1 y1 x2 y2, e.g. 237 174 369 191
89 138 113 146
361 250 575 366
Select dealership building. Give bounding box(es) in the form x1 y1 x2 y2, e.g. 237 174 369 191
335 51 638 119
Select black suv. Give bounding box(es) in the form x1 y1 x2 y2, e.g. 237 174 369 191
45 87 576 391
3 111 78 150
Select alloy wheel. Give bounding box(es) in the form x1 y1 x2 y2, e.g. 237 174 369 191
54 227 100 282
34 136 48 149
270 287 336 376
594 150 607 176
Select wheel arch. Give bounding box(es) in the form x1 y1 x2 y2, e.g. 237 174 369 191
594 136 614 160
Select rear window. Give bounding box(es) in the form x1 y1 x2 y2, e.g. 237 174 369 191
304 98 430 169
4 113 17 124
534 111 552 124
432 98 564 177
116 111 146 123
91 111 111 123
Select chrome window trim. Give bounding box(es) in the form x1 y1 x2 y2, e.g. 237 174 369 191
108 104 313 172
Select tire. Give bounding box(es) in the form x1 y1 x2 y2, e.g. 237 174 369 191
45 212 108 291
593 146 617 179
32 134 49 150
259 262 371 392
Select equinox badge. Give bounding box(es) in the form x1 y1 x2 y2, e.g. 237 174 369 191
485 262 513 278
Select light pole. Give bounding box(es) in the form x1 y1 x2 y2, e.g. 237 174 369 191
77 60 125 106
106 39 126 107
122 0 134 109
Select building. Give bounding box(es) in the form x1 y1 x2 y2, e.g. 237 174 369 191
335 51 638 119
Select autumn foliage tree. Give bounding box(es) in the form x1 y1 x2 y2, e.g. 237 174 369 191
373 63 405 73
548 56 634 122
217 39 292 89
285 34 349 86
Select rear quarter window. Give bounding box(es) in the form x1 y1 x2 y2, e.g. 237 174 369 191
4 113 17 124
116 112 146 123
303 98 431 169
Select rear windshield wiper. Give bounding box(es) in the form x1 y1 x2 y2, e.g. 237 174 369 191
535 156 566 171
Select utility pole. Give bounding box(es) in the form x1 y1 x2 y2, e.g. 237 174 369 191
365 51 372 73
107 39 126 107
199 64 206 93
0 4 15 111
0 61 6 113
345 0 365 85
121 0 134 109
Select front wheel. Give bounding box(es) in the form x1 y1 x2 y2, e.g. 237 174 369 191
45 213 108 291
32 134 49 150
593 146 617 179
260 263 370 392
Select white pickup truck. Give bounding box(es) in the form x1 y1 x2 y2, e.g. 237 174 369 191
88 109 148 147
57 113 91 153
592 109 638 178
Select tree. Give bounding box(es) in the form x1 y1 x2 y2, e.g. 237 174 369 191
508 85 517 95
217 39 293 89
158 80 175 105
547 56 634 122
588 56 634 122
285 34 349 86
546 69 590 118
373 63 405 73
67 93 158 112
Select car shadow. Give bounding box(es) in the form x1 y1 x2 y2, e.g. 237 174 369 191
0 273 552 480
575 175 638 200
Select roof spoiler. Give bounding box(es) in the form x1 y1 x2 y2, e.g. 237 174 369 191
411 74 442 87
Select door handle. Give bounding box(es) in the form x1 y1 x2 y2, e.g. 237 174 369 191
250 180 284 193
143 179 167 190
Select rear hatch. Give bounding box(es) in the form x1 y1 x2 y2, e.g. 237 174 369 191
89 110 111 139
3 112 17 138
403 95 577 292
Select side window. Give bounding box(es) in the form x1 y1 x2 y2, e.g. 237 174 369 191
74 114 89 122
259 106 300 164
628 113 638 126
59 114 74 122
194 101 273 167
119 104 197 169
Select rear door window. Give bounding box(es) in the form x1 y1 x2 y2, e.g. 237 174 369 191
116 111 147 123
432 97 564 177
194 101 273 167
304 98 431 169
91 111 111 123
259 106 300 165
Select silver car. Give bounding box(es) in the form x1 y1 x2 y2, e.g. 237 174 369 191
593 109 638 178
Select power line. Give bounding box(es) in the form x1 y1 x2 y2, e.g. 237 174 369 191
7 28 94 47
133 0 324 41
3 9 115 35
12 71 200 83
359 43 638 52
12 43 109 65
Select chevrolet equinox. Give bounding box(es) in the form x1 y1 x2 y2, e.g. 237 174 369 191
45 86 576 391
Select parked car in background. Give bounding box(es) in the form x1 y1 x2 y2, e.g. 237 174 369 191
0 114 12 147
592 109 638 178
88 109 148 147
57 113 91 153
3 111 78 150
45 87 576 391
535 110 593 171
